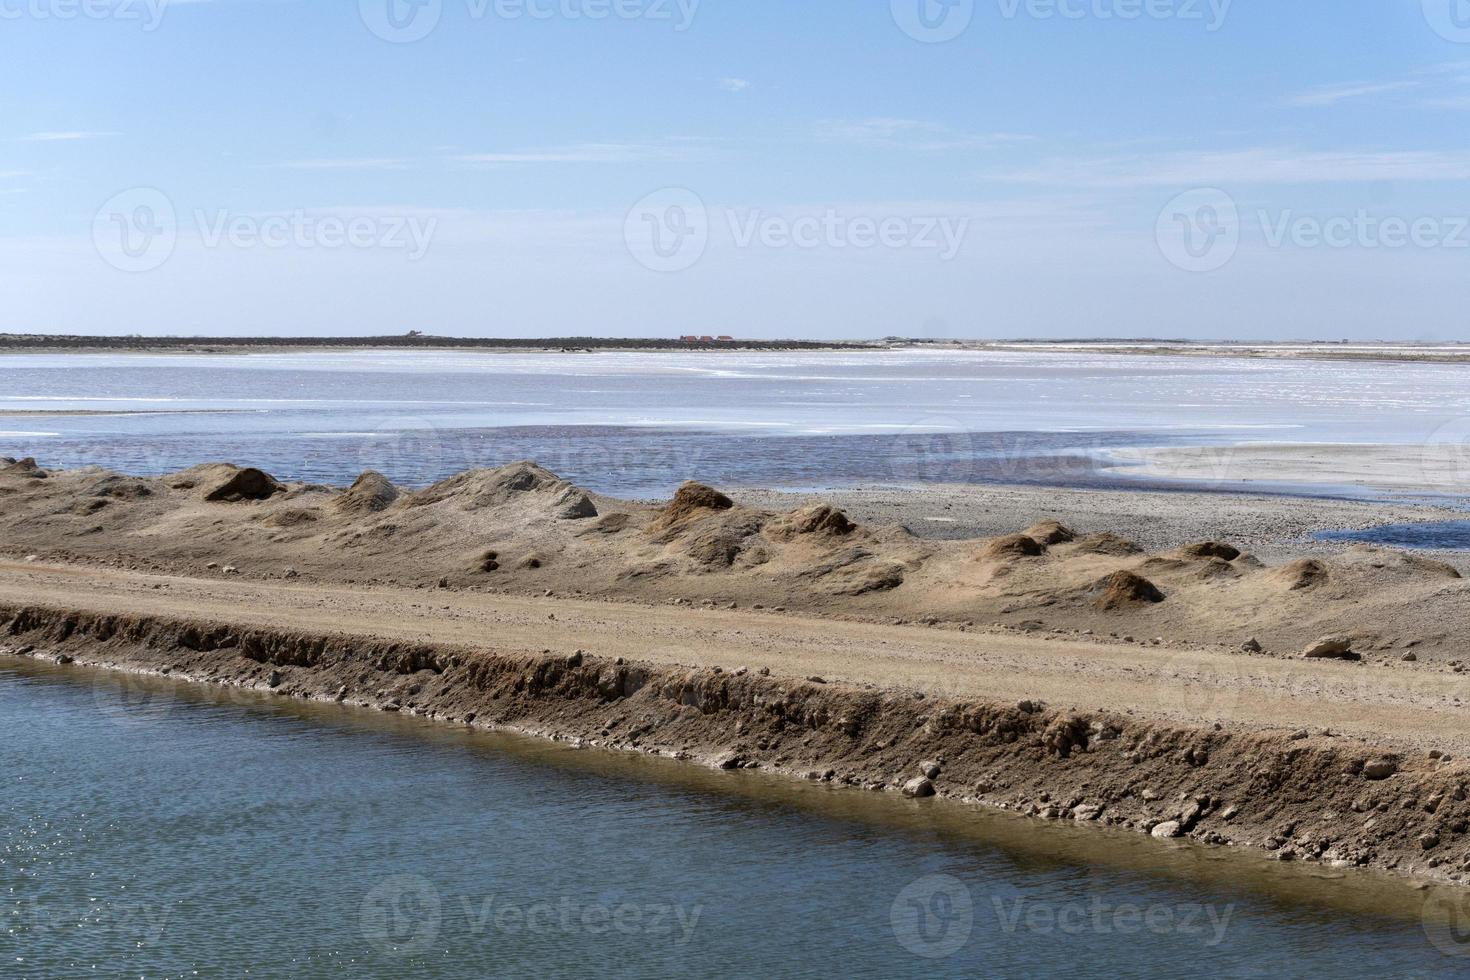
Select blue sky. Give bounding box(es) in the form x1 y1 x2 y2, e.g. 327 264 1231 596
3 0 1469 339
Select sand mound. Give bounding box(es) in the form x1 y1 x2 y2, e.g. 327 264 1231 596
583 513 631 535
1091 570 1166 610
1338 546 1463 581
1 457 48 480
1267 558 1329 591
412 462 597 520
1175 541 1241 561
980 534 1045 560
767 504 856 541
1024 520 1075 545
195 466 285 503
86 474 154 500
1070 532 1142 556
664 482 734 521
334 471 400 515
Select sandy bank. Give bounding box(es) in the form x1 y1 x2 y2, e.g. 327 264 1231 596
734 481 1470 570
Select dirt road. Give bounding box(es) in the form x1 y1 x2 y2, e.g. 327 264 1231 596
7 560 1466 753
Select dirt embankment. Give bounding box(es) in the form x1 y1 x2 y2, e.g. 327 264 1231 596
4 603 1469 885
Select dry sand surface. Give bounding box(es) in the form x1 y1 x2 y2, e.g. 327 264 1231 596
1105 443 1470 497
4 560 1469 755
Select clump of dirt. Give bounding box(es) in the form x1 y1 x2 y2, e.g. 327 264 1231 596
265 508 320 528
1024 520 1075 545
1091 570 1166 610
1070 532 1142 556
662 482 734 521
1176 541 1242 561
201 466 286 503
585 513 631 535
334 471 400 515
2 458 48 480
767 504 856 540
1269 558 1329 591
981 534 1046 560
409 462 599 521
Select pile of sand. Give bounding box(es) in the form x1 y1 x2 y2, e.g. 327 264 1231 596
3 458 1467 662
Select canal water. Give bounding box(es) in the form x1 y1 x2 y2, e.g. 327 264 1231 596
3 659 1465 978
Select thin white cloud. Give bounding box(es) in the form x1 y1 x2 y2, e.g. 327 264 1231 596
17 131 121 142
818 118 1032 151
1285 80 1418 107
261 158 412 170
1424 95 1470 109
990 147 1470 186
718 78 750 93
450 141 701 165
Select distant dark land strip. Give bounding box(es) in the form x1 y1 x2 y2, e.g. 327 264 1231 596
0 334 870 353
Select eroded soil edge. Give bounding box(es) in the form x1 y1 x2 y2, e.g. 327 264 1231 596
5 602 1469 887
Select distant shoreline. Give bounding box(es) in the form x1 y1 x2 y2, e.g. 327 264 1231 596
4 334 1470 363
0 335 866 354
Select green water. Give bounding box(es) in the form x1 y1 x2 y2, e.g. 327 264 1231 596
2 659 1467 978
